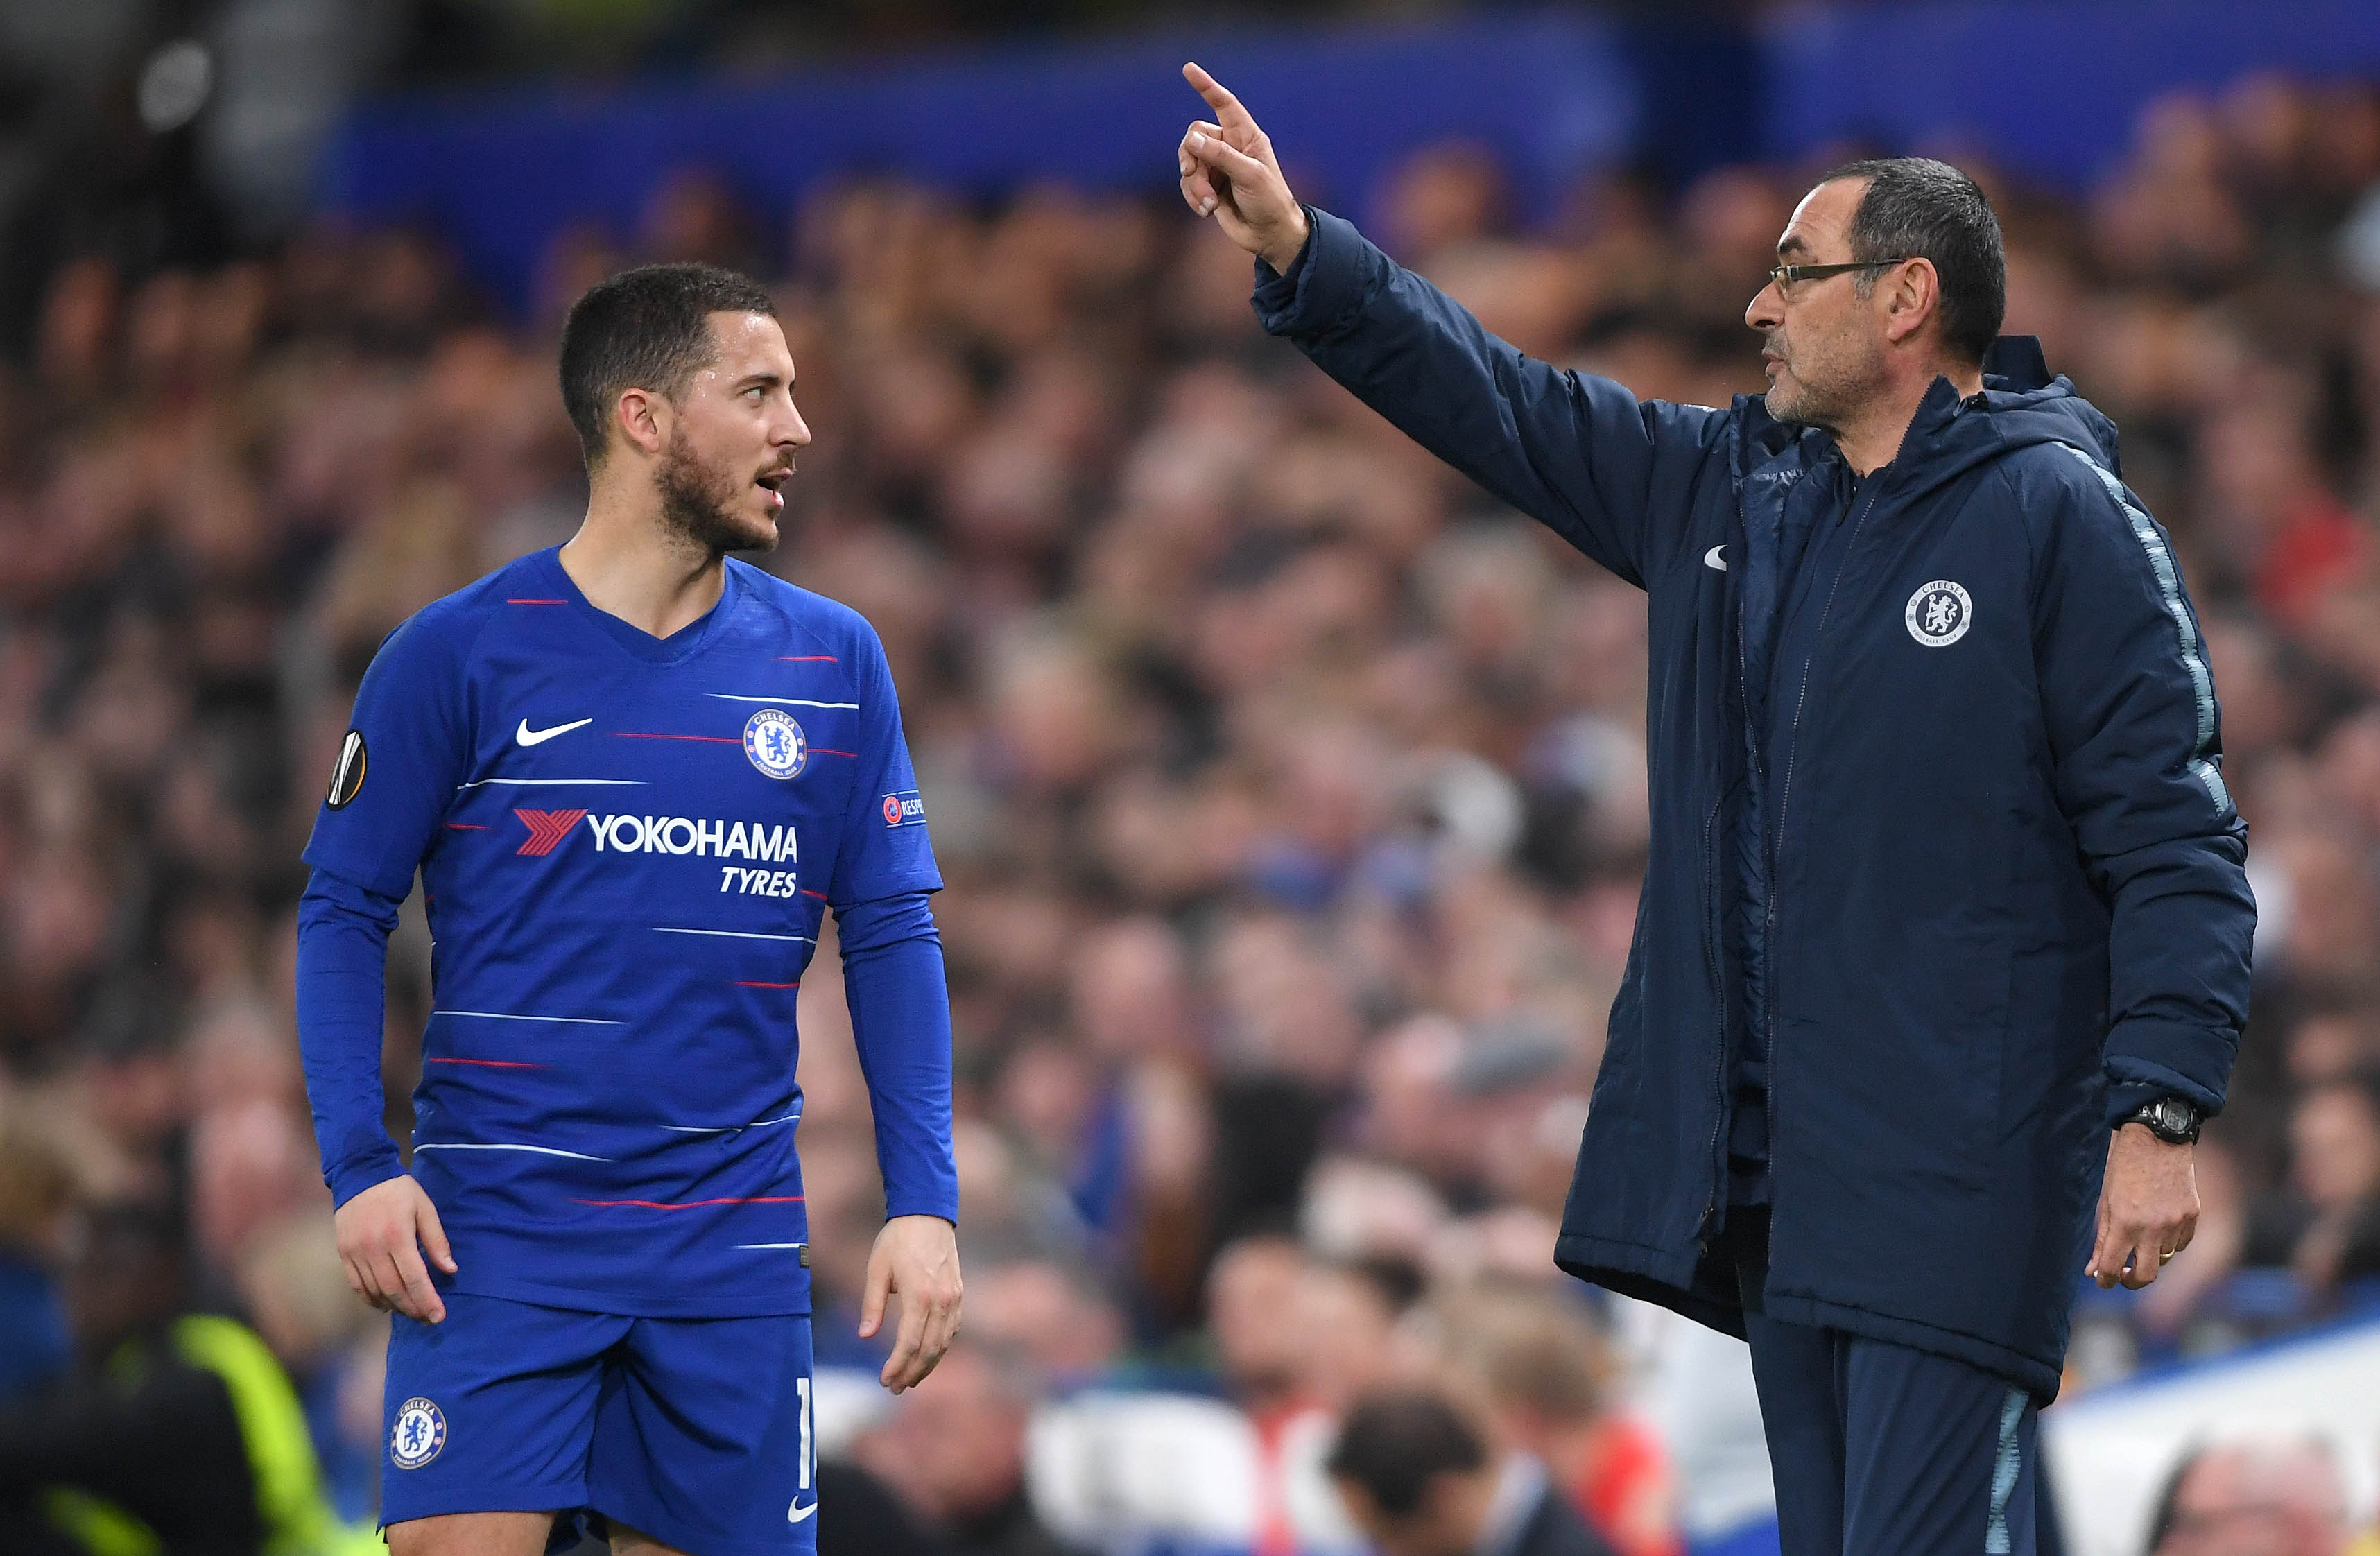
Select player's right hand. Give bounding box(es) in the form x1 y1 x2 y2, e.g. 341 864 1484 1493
334 1173 458 1324
1178 62 1309 274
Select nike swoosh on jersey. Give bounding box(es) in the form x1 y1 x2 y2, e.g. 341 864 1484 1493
1704 546 1727 571
516 718 594 746
788 1501 817 1523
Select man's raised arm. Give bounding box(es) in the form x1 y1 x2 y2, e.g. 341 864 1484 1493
1176 62 1723 591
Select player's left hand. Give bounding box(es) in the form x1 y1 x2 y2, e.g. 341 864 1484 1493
860 1213 962 1394
2088 1123 2198 1290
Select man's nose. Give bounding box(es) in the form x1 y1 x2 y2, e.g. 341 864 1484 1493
781 404 811 449
1745 280 1782 331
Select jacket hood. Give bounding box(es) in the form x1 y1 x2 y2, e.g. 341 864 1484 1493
1739 335 2119 500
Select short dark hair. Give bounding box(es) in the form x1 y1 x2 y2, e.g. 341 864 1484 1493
558 262 777 465
1325 1389 1487 1519
1820 157 2006 365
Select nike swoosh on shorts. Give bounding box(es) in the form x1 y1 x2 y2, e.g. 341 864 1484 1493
516 718 593 746
1704 546 1727 571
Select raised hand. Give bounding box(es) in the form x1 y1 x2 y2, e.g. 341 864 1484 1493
1178 62 1309 273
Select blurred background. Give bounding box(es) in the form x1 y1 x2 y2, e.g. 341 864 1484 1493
3 2 2380 1555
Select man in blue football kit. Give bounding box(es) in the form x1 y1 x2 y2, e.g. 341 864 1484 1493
295 264 962 1556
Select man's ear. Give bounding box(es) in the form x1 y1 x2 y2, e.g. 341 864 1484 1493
1880 258 1940 348
614 386 669 459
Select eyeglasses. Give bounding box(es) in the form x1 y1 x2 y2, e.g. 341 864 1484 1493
1765 259 1910 295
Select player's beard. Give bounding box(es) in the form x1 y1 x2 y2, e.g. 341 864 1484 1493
655 425 779 557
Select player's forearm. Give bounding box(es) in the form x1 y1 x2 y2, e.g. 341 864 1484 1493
838 892 959 1224
295 868 408 1207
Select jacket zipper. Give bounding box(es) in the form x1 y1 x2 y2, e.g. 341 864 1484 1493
1762 474 1888 1227
1697 788 1729 1247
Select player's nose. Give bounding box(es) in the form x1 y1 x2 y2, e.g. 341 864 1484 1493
779 402 811 449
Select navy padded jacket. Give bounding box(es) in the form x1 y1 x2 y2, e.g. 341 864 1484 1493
1254 209 2254 1401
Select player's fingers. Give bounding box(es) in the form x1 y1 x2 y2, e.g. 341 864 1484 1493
392 1243 448 1324
858 1242 892 1339
416 1198 458 1275
342 1254 388 1310
364 1250 410 1313
883 1295 931 1392
1183 62 1254 130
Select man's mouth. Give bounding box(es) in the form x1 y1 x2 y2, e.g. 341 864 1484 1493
755 467 794 509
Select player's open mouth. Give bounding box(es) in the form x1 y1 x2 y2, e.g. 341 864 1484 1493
755 469 793 509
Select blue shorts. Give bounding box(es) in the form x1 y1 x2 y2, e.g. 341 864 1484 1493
381 1292 817 1556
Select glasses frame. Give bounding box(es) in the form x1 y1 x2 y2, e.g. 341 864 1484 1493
1765 259 1911 295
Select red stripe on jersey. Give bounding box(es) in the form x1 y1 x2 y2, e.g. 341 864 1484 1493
800 889 828 900
506 598 567 604
444 823 490 830
777 655 838 662
734 980 800 989
810 749 856 758
571 1195 806 1210
614 733 739 743
425 1057 548 1069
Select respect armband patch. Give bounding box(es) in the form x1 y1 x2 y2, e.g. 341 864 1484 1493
879 790 926 828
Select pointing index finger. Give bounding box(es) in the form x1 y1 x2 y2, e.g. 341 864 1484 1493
1182 62 1252 130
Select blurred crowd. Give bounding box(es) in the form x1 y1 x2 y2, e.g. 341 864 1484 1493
6 58 2380 1556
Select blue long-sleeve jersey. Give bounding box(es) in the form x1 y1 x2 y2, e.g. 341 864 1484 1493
294 547 957 1318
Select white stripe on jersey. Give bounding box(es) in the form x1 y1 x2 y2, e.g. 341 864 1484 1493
458 777 647 788
705 695 860 709
413 1142 612 1161
657 1110 801 1134
652 927 813 942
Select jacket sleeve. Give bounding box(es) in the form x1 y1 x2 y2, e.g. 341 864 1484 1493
1252 207 1727 590
2029 449 2255 1126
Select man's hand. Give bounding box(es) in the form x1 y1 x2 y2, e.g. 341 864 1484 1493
334 1174 456 1323
1178 62 1309 273
2088 1123 2198 1290
859 1213 962 1394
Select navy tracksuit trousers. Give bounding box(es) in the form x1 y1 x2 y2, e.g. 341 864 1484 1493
1727 1211 2044 1556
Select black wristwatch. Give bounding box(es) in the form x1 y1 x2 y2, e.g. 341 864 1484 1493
2123 1096 2204 1146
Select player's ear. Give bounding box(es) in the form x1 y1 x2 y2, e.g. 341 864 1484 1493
614 386 669 459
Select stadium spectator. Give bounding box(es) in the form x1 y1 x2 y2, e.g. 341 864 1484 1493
2145 1438 2350 1556
0 1104 74 1404
859 1340 1089 1556
1430 1283 1682 1556
0 1199 351 1555
1323 1386 1617 1556
2245 1069 2380 1287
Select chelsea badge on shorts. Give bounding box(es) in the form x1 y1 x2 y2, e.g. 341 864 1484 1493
743 709 807 779
390 1397 447 1469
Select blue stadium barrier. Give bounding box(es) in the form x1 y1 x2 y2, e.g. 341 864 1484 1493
1760 0 2380 187
315 1 2380 316
317 13 1637 316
